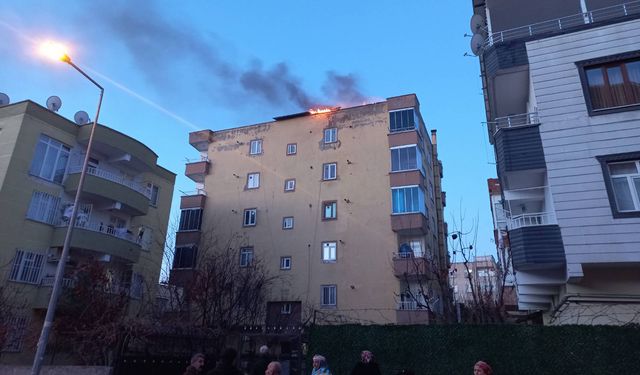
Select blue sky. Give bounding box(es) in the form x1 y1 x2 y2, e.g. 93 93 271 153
1 1 496 260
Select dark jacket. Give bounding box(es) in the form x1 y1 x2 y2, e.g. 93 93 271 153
207 363 243 375
184 365 202 375
351 361 382 375
252 356 271 375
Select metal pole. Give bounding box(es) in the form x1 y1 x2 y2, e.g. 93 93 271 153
31 59 104 375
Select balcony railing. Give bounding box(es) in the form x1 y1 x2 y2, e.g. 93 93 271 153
489 112 539 134
486 1 640 46
397 301 427 310
67 164 151 198
40 275 76 288
55 217 140 245
181 188 207 196
509 212 557 230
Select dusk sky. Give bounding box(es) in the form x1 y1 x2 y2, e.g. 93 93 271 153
1 1 496 262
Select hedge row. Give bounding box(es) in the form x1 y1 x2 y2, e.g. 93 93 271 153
308 324 640 375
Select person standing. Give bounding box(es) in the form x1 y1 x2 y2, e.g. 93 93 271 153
473 361 493 375
351 350 382 375
207 348 243 375
252 345 271 375
311 354 331 375
183 353 205 375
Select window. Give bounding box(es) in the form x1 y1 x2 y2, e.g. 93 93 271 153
322 201 337 220
322 241 337 263
281 302 292 314
390 145 424 173
2 316 28 352
392 186 426 214
598 153 640 218
282 216 294 229
148 183 159 206
130 273 144 299
389 108 417 132
280 256 292 270
9 250 44 284
287 143 297 155
173 246 197 268
284 179 296 192
250 139 262 155
179 208 202 231
581 56 640 112
29 134 70 183
26 191 61 224
240 247 254 267
321 285 337 307
324 128 337 143
244 208 257 227
247 172 260 189
323 163 337 180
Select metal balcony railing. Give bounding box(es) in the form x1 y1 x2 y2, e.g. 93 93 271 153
489 112 540 134
181 188 207 196
397 301 427 311
67 164 152 198
486 1 640 46
55 218 140 245
509 212 557 230
40 275 75 288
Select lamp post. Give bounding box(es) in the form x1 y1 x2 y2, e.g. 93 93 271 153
31 42 104 375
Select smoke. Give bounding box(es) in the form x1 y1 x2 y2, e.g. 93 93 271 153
79 0 368 111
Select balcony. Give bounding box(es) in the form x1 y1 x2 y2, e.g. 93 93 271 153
185 157 210 183
189 130 214 151
393 253 430 279
51 219 141 263
395 302 432 324
488 112 539 136
509 211 556 230
65 165 151 216
494 123 546 179
509 222 566 271
391 213 429 235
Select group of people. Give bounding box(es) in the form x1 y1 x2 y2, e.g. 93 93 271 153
182 347 493 375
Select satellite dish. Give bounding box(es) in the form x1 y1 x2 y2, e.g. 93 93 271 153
0 93 9 106
470 34 485 56
470 14 486 34
46 96 62 112
74 110 90 125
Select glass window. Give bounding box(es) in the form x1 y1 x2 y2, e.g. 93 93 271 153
179 208 202 231
280 256 291 270
173 246 197 268
390 145 420 172
250 139 262 155
321 285 337 306
9 250 44 284
244 208 257 227
2 316 28 352
247 172 260 189
240 247 254 267
282 216 294 229
26 191 61 225
281 303 292 314
389 108 416 132
322 201 337 220
609 160 640 212
323 163 337 180
324 128 337 143
584 57 640 111
392 186 426 214
148 183 159 206
287 143 297 155
29 134 70 183
284 179 296 192
322 241 337 262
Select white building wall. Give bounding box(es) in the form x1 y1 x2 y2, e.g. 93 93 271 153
526 19 640 279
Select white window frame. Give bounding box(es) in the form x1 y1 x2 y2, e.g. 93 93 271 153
250 139 263 155
243 208 257 227
29 134 71 184
147 183 159 206
390 144 424 174
391 185 426 215
9 250 44 284
281 302 292 314
323 163 337 181
322 201 337 220
322 241 337 263
280 256 292 270
2 315 28 352
247 172 260 189
26 191 61 225
324 128 337 144
389 108 418 133
284 179 296 192
287 143 297 155
282 216 294 229
321 284 337 307
240 247 254 267
608 160 640 212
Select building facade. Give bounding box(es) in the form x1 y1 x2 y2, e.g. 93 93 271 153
450 255 500 305
0 100 175 360
473 0 640 324
171 94 449 327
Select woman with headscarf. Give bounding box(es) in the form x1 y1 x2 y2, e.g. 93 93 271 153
473 361 493 375
351 350 382 375
311 354 332 375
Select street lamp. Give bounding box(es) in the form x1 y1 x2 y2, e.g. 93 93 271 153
31 41 104 375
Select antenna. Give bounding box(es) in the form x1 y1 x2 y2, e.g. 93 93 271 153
470 14 486 34
0 93 10 106
74 110 90 125
46 96 62 112
470 34 484 56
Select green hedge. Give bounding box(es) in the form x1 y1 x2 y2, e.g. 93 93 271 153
308 324 640 375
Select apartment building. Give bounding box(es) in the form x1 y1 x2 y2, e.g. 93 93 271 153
0 100 175 359
171 94 448 326
450 255 500 305
472 0 640 324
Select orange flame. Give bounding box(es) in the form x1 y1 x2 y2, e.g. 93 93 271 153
309 108 333 115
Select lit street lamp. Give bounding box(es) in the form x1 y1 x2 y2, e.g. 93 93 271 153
31 41 104 375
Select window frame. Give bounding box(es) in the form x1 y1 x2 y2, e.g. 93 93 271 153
249 139 263 155
29 134 71 184
178 208 203 231
389 108 417 133
173 245 198 269
391 185 426 215
322 162 337 181
324 128 338 144
9 250 44 285
247 172 260 189
597 151 640 218
322 201 337 220
577 51 640 116
282 216 294 230
321 241 337 263
280 256 292 270
240 247 254 267
147 183 159 206
286 143 297 155
26 191 61 225
390 144 425 174
284 178 296 192
280 302 292 314
243 208 257 227
321 284 337 307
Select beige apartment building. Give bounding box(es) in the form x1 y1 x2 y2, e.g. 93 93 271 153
0 100 175 361
171 94 449 326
